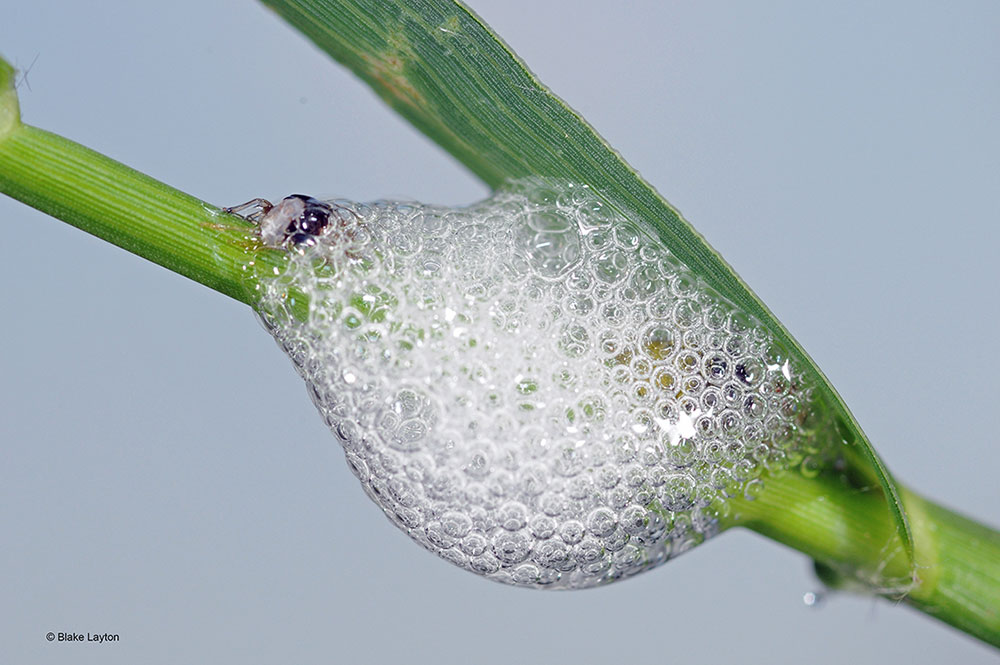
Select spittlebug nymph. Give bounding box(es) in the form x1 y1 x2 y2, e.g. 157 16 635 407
224 194 352 248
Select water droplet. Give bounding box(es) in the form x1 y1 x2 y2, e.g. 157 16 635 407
586 507 618 537
492 531 532 565
743 478 765 501
802 591 825 607
800 455 822 479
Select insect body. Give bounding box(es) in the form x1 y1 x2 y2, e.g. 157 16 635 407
224 194 348 248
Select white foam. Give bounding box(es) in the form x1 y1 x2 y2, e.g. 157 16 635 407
254 179 818 588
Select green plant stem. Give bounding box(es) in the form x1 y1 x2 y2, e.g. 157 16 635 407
726 471 1000 646
0 72 260 305
0 123 257 304
908 499 1000 645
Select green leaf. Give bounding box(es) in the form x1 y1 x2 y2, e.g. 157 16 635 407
260 0 913 563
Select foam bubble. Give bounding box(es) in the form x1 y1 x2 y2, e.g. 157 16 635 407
254 179 820 588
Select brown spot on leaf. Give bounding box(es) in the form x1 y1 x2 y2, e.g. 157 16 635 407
362 31 425 111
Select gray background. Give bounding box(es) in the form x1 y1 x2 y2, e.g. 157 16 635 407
1 1 998 663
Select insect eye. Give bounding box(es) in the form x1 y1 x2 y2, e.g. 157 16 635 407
275 196 332 242
295 206 331 235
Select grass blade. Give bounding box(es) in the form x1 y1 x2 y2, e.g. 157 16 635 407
259 0 914 562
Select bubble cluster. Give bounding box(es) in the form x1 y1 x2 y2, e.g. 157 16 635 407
254 180 823 588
